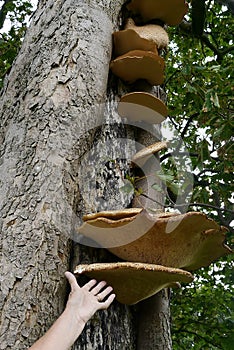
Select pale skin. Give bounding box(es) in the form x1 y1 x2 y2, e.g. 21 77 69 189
29 271 115 350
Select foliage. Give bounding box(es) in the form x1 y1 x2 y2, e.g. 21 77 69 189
165 1 234 349
0 0 33 88
164 0 233 233
171 257 234 350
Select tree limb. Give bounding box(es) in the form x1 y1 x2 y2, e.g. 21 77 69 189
141 193 234 214
0 0 13 30
178 19 234 62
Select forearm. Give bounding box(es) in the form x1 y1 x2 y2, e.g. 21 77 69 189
29 307 86 350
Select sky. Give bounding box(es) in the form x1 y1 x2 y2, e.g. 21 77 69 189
0 0 38 33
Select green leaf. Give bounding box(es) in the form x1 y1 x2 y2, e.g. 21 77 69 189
119 181 134 195
210 91 220 108
155 170 175 183
167 182 179 195
151 183 164 193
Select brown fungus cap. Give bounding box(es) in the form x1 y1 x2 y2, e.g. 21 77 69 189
74 262 193 305
124 18 169 50
113 18 169 57
110 50 165 85
78 209 176 248
131 141 168 167
113 29 158 57
127 0 189 26
108 211 232 271
118 92 168 124
78 210 232 270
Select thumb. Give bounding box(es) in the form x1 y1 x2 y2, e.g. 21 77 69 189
65 271 80 292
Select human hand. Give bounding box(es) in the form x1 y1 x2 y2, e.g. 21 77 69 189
64 271 115 324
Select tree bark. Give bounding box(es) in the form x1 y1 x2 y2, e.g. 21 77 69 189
137 290 172 350
0 0 172 349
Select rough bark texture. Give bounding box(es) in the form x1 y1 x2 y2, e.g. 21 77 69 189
0 0 172 349
137 290 172 350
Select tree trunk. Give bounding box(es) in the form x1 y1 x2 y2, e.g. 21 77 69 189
0 0 172 349
137 290 172 350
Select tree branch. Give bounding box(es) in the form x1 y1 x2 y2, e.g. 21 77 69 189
160 152 198 162
178 19 234 62
141 193 234 214
174 329 222 349
0 0 13 30
160 112 199 162
196 169 219 177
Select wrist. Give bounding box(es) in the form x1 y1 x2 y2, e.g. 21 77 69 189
61 307 86 341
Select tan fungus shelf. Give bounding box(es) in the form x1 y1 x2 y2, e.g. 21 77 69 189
113 18 169 57
118 92 168 124
110 50 165 85
74 262 193 304
131 141 168 167
127 0 189 26
78 210 232 271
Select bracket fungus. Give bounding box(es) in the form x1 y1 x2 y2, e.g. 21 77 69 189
127 0 189 26
125 19 169 50
110 50 165 85
113 29 158 57
83 207 141 221
113 18 169 57
118 92 168 124
78 210 232 270
131 141 168 167
74 262 193 305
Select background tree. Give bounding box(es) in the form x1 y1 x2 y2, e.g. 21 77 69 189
164 1 233 349
0 0 233 349
0 0 33 87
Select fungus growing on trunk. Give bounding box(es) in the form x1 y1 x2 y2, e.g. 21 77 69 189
83 208 141 221
113 18 169 57
78 210 232 270
131 141 168 167
74 262 193 304
127 0 189 26
118 92 168 124
110 50 165 85
125 18 169 50
113 29 158 57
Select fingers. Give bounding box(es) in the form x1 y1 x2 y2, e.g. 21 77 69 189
90 281 107 295
99 293 116 309
66 274 115 306
97 286 113 301
82 279 97 291
65 271 80 293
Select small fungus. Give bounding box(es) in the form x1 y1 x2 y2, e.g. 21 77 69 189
118 92 168 124
131 141 168 167
110 50 165 85
113 18 169 57
74 262 193 304
127 0 189 26
83 208 141 221
78 210 232 270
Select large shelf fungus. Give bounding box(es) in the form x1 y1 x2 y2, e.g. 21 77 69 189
113 18 169 57
78 209 232 271
110 50 165 85
74 262 193 305
127 0 189 26
118 92 168 124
